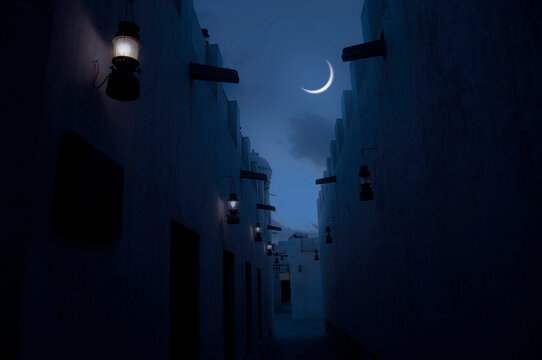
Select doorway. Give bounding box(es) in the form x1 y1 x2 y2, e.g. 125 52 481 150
223 250 236 360
257 268 263 341
170 220 200 359
245 262 253 355
281 280 291 304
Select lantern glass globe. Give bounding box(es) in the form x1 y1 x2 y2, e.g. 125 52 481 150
113 36 140 60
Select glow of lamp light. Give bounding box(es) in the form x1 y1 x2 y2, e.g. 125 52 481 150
113 36 140 60
117 42 131 56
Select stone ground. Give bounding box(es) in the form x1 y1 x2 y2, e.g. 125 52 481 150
262 303 344 360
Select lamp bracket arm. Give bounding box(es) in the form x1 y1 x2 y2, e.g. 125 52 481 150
360 147 378 162
93 60 110 89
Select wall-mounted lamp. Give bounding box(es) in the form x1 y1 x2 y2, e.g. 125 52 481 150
359 147 377 201
325 216 336 244
228 193 239 211
314 249 319 261
106 1 142 101
325 226 333 244
266 241 275 256
220 176 240 224
359 165 374 201
254 222 262 242
227 193 240 224
272 254 287 273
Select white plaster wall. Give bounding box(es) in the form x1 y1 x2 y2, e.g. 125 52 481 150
289 238 324 320
1 1 275 359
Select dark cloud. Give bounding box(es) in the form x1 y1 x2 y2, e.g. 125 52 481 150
288 112 334 166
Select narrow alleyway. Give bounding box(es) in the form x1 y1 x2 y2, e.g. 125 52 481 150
264 303 343 360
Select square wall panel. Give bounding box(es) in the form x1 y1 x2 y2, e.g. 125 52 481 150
53 132 124 241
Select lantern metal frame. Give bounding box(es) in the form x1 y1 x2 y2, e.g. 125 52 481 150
226 192 240 224
359 147 377 201
111 21 141 70
227 193 239 214
220 176 240 224
105 1 142 101
325 226 333 244
325 216 336 244
266 241 275 256
359 165 374 201
254 221 263 242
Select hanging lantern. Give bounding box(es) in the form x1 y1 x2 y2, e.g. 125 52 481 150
106 17 142 101
226 193 240 224
359 165 374 201
266 241 274 255
228 193 239 213
272 255 280 272
112 21 141 69
254 222 263 242
325 225 333 244
314 249 319 261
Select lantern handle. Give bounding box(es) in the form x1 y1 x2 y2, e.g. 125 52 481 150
125 0 135 22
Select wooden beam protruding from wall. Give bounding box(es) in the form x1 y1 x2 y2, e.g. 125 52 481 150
315 176 337 185
257 204 276 211
241 170 267 181
342 39 386 62
189 62 240 83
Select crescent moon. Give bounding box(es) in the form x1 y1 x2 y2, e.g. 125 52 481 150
301 60 334 94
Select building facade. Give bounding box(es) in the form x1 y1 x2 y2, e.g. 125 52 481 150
1 1 275 359
287 235 324 320
318 1 542 359
271 234 324 319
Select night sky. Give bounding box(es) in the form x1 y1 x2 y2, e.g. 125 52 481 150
194 0 364 238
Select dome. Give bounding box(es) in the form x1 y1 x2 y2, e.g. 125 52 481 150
250 150 272 181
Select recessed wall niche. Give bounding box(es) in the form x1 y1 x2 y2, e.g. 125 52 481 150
53 132 124 241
